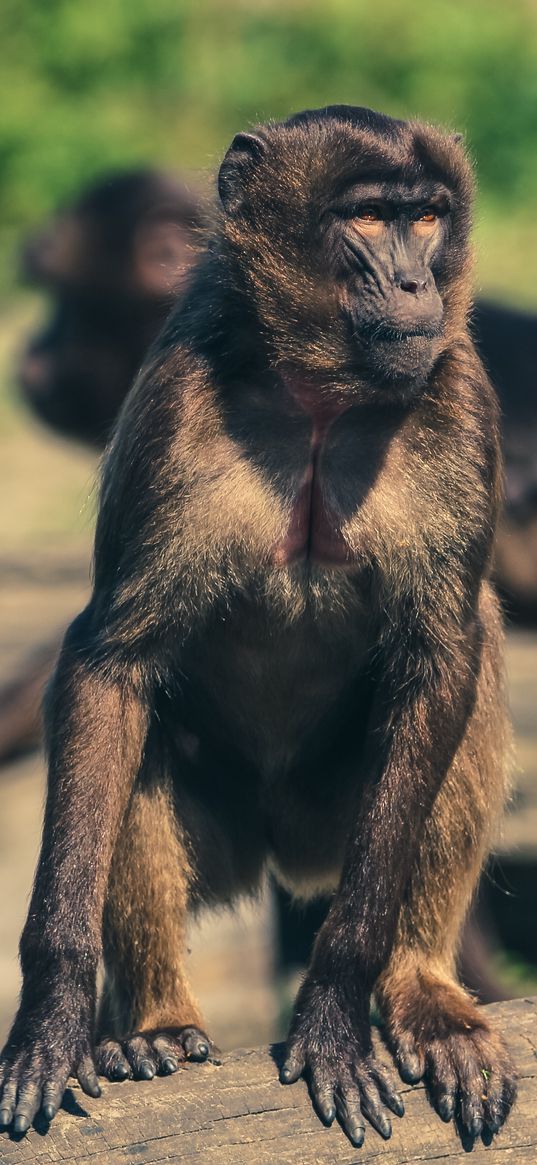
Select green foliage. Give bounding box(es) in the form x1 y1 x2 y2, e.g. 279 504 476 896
2 0 537 297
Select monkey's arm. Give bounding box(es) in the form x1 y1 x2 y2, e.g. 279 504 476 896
0 608 149 1134
281 606 485 1145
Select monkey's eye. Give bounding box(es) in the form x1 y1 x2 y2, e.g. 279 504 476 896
349 205 386 233
356 205 383 222
413 207 438 224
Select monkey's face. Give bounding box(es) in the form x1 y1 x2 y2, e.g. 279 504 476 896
327 180 449 388
218 107 473 392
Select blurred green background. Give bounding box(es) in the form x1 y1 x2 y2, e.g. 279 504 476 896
2 0 537 302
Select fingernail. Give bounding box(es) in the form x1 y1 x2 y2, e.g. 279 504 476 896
468 1116 483 1138
188 1041 208 1061
162 1057 178 1074
42 1104 56 1122
438 1097 454 1122
139 1060 155 1080
13 1114 30 1134
399 1054 422 1083
347 1122 365 1147
378 1116 392 1139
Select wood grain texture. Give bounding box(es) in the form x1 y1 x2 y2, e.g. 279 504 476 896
0 997 535 1165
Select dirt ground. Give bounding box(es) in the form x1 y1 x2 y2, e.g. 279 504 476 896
1 296 537 1051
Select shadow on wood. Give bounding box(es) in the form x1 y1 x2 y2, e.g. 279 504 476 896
0 998 535 1164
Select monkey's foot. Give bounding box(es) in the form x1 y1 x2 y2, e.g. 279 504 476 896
95 1025 213 1082
382 977 517 1139
281 978 404 1147
395 1022 516 1138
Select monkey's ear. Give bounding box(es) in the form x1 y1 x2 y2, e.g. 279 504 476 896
20 214 84 285
218 132 266 213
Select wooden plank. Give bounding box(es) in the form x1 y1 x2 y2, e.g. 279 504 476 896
0 998 535 1164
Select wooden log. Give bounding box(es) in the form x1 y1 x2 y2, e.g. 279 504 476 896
0 997 536 1164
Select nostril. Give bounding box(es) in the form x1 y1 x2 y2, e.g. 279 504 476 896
400 278 428 294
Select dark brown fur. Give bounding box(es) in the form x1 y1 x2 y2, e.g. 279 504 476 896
0 108 516 1144
20 168 205 447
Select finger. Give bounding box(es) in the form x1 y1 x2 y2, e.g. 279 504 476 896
77 1057 101 1099
0 1079 18 1126
13 1081 41 1135
280 1049 305 1084
373 1063 405 1117
359 1079 392 1140
334 1077 366 1148
309 1066 336 1125
151 1038 181 1075
42 1081 65 1123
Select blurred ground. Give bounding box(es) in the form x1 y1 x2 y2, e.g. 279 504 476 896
1 298 537 1051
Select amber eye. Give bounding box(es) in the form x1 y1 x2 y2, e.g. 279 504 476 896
415 207 438 224
357 206 383 222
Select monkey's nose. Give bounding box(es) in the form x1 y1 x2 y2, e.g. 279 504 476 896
399 277 428 294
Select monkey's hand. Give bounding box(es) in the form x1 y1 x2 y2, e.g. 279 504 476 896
280 976 404 1146
0 974 100 1135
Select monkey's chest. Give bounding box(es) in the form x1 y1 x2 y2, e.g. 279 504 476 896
272 450 353 567
268 400 380 569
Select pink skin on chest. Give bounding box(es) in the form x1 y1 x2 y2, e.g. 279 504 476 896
273 377 353 567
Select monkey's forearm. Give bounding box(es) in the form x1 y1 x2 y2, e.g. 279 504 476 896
21 616 149 971
312 625 482 988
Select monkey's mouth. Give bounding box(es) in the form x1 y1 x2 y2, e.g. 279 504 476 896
369 322 443 342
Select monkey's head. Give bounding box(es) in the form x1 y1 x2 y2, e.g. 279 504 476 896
218 106 473 394
19 169 204 446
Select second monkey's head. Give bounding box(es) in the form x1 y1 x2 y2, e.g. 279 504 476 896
216 105 474 394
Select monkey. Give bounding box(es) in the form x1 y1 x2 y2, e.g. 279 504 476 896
2 176 536 773
0 170 205 766
0 105 517 1145
471 300 537 624
19 168 205 447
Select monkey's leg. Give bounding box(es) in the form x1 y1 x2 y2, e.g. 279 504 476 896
95 774 211 1082
376 598 517 1138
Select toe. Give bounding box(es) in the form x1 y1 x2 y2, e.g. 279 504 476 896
395 1034 425 1084
180 1027 210 1062
95 1038 131 1081
122 1036 157 1080
427 1042 457 1123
